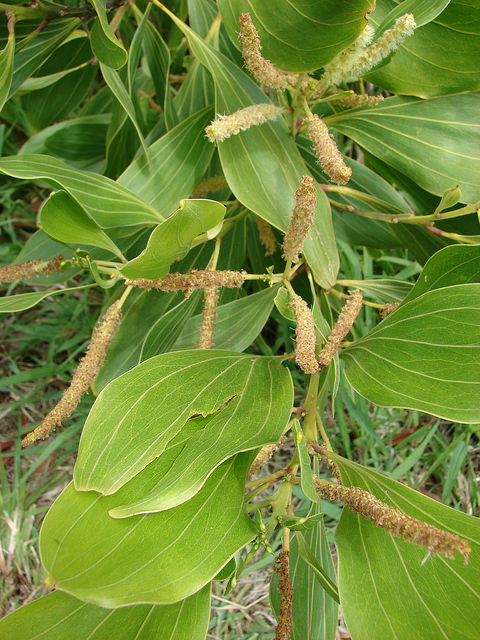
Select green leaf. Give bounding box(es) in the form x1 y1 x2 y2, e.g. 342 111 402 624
74 350 291 494
368 0 480 97
89 0 127 69
218 0 375 72
342 282 480 423
279 512 325 532
403 244 480 303
336 278 412 304
327 93 480 203
159 7 339 288
109 352 292 516
376 0 452 32
271 501 339 640
100 63 148 155
0 588 210 640
120 199 225 279
40 191 124 260
0 17 14 111
292 421 318 503
20 36 96 131
173 284 278 352
11 18 79 96
41 454 257 607
0 284 93 313
331 453 480 640
0 154 161 229
118 106 215 215
295 532 339 603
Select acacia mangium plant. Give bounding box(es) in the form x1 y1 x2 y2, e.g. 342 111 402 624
0 1 480 638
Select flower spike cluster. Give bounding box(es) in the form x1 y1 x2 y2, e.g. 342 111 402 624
198 286 219 349
282 175 317 264
205 104 283 143
290 294 319 375
125 270 245 296
316 480 471 563
256 217 277 255
0 255 63 282
274 551 293 640
306 114 352 185
238 13 297 90
22 301 122 447
318 290 363 367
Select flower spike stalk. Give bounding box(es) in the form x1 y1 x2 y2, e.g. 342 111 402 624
22 301 122 447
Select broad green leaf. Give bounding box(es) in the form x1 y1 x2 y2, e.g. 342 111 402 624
342 283 480 423
74 350 289 494
332 453 480 640
93 290 201 392
142 18 177 128
21 36 96 131
292 421 318 503
0 588 210 640
118 106 215 215
375 0 452 33
368 0 480 97
160 7 339 288
41 454 257 607
392 224 451 265
280 512 324 532
0 16 14 111
174 57 214 120
327 93 480 203
173 285 278 351
20 115 110 167
0 154 161 229
295 533 339 603
336 278 412 304
218 0 376 72
100 63 148 155
271 501 339 640
274 286 295 322
120 199 225 278
40 191 124 260
109 352 292 516
89 0 127 69
0 284 93 313
10 19 79 96
403 244 480 303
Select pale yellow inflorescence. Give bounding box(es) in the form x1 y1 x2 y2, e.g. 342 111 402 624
333 93 384 108
238 12 297 90
0 255 63 282
22 301 122 447
346 14 416 81
190 175 228 198
321 24 375 88
274 550 293 640
198 286 219 349
290 294 319 375
318 290 363 368
125 270 245 297
205 104 283 143
256 217 277 256
282 175 317 264
249 435 287 476
316 480 471 563
306 114 352 185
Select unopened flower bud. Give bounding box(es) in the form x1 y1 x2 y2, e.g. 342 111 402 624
205 104 283 143
282 175 316 264
22 301 122 447
290 293 319 375
318 290 362 367
306 115 352 185
316 480 471 563
238 13 297 90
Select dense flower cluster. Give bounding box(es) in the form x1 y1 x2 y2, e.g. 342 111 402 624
125 270 245 295
205 104 283 142
318 290 363 367
282 175 317 264
305 114 352 185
